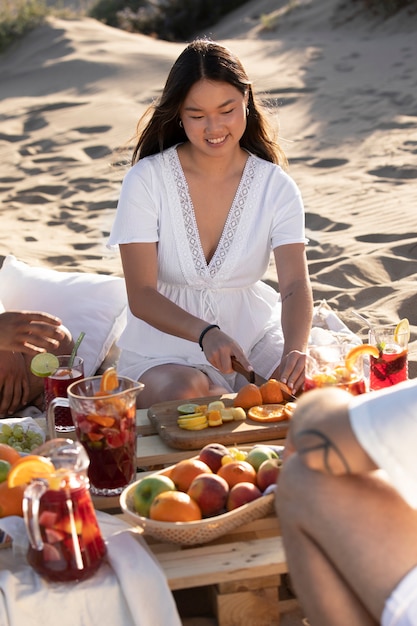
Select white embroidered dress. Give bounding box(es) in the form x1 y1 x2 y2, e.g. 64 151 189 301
108 145 306 389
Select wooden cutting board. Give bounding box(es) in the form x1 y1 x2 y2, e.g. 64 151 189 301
147 394 290 450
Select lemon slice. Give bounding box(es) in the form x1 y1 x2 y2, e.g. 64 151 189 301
100 367 119 393
7 455 55 487
394 318 410 343
345 344 380 372
177 403 200 415
30 353 60 377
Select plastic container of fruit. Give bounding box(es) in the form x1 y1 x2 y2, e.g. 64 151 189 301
120 448 280 546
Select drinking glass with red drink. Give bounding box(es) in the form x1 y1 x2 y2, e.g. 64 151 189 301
368 323 409 390
44 355 84 432
23 439 106 583
304 343 367 395
47 372 144 496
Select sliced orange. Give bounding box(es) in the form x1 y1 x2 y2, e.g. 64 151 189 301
345 344 380 372
259 379 284 404
87 414 115 428
233 383 263 410
394 318 410 343
100 367 119 393
247 404 287 422
7 455 55 488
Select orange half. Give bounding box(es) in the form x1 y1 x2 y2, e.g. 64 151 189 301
345 344 380 372
100 367 119 393
7 455 55 488
247 404 287 423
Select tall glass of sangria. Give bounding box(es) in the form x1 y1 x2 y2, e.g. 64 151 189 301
23 439 107 583
44 355 84 432
304 343 367 395
369 323 409 390
63 372 144 496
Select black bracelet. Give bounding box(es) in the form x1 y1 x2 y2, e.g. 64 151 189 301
198 324 220 351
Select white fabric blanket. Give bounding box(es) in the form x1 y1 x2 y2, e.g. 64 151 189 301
0 512 181 626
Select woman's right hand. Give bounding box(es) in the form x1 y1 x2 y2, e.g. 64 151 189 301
200 326 252 375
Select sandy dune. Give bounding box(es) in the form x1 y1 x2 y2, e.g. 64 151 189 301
1 0 416 377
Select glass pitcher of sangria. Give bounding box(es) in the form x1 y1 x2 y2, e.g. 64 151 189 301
23 439 107 582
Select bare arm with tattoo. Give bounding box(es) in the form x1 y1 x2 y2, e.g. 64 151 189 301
284 387 378 475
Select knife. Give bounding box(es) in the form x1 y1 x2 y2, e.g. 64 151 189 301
231 356 297 402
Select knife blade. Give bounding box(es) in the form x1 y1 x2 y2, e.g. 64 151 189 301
231 356 297 402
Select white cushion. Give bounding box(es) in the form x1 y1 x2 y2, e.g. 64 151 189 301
0 255 127 376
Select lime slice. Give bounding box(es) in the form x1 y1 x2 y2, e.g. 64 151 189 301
177 403 200 415
394 318 410 343
30 353 60 377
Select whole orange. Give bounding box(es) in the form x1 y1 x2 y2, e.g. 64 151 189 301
0 443 21 466
149 490 202 522
169 458 212 492
259 379 284 404
217 460 257 488
233 384 263 410
0 481 25 517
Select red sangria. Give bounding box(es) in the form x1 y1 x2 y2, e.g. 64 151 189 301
369 323 409 390
23 439 106 583
304 344 367 396
66 371 144 496
26 480 106 582
44 356 84 432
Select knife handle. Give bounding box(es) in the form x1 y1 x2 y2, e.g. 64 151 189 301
231 357 255 384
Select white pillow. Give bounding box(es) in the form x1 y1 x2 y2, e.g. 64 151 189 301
0 255 127 376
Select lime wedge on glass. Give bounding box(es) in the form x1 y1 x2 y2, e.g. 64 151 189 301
177 403 200 415
30 353 60 377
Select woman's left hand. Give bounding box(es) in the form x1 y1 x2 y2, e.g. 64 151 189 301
275 350 306 394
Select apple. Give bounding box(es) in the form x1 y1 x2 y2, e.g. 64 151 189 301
187 473 229 517
198 442 230 473
133 474 176 518
226 482 262 511
246 445 278 472
256 458 282 492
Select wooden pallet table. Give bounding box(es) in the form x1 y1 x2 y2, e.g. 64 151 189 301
92 409 296 625
114 511 297 626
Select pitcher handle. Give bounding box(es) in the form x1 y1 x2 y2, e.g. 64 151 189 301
23 479 48 550
46 397 69 440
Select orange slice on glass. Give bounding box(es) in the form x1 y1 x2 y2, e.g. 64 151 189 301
394 318 410 343
100 367 119 393
344 344 380 372
7 455 55 487
247 404 287 422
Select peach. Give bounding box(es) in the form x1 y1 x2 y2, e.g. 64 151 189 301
187 473 229 517
198 443 230 473
256 458 282 493
226 482 262 511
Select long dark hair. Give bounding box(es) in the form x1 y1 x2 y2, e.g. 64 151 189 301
131 38 287 167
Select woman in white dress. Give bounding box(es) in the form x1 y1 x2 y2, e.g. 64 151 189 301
108 39 313 408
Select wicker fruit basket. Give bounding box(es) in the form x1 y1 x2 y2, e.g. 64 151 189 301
119 447 280 546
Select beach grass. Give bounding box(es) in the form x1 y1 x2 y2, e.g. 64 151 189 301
0 0 414 54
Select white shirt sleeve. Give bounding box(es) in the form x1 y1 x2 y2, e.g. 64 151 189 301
349 379 417 508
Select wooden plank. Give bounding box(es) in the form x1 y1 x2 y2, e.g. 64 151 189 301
213 586 280 626
136 408 156 436
147 394 290 451
135 435 286 468
151 536 288 590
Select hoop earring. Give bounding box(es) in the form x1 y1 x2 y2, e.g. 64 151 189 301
246 107 249 117
179 119 183 128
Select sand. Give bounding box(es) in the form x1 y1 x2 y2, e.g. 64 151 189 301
1 2 416 622
1 0 416 375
